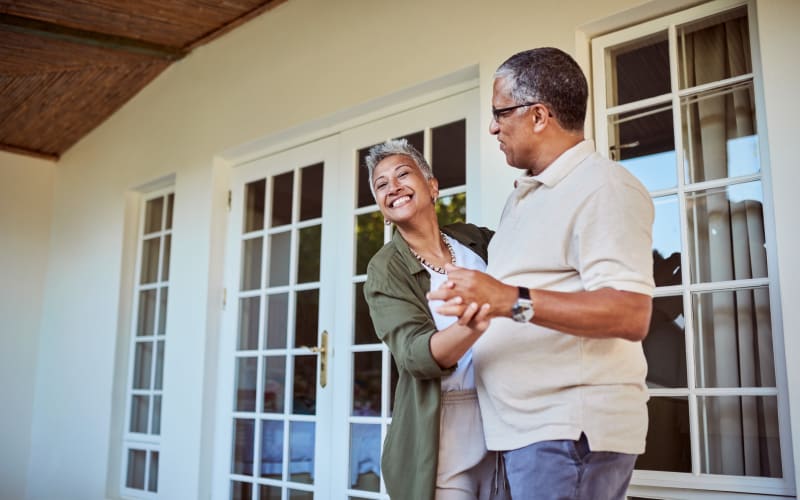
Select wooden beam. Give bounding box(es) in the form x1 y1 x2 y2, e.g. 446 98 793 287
0 13 186 61
0 143 59 162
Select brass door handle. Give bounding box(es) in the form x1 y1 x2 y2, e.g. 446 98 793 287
302 330 328 388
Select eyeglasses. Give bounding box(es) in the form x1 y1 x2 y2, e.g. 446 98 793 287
491 102 539 122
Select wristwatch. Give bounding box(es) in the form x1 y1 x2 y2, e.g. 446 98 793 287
511 286 534 323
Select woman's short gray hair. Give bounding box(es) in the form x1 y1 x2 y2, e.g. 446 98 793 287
364 139 433 197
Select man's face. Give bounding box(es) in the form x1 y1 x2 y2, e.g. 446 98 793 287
490 77 536 170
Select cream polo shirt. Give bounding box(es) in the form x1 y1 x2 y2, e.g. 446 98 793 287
473 139 655 454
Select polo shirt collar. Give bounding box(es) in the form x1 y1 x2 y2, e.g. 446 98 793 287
515 139 595 189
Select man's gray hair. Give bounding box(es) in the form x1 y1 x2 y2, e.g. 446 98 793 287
364 139 433 197
494 47 588 132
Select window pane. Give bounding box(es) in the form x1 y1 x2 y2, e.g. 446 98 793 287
698 396 781 477
607 31 669 107
357 144 380 209
271 172 294 227
154 340 164 390
231 481 252 500
350 423 382 491
436 192 466 227
126 449 147 489
263 356 286 413
353 282 378 345
165 193 174 230
137 289 156 336
292 355 317 415
151 395 161 435
241 237 263 291
140 237 160 284
295 289 319 348
133 341 153 389
130 395 149 433
682 83 759 184
355 211 384 275
677 7 751 90
144 197 164 234
260 484 282 500
244 179 266 232
260 419 284 479
686 181 766 284
289 421 315 483
265 293 288 349
158 287 168 335
268 231 291 287
652 197 682 279
238 296 260 351
161 234 171 281
636 397 691 472
432 119 466 189
289 489 313 500
693 286 775 388
644 296 686 388
235 357 258 412
609 105 676 191
352 351 381 416
300 163 324 221
232 418 255 475
394 131 424 156
148 451 159 492
298 225 321 283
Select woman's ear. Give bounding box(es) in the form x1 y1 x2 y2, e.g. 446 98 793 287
429 177 440 202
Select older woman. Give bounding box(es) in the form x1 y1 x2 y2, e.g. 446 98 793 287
363 139 507 500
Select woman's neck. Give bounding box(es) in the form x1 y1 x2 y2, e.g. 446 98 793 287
397 221 451 267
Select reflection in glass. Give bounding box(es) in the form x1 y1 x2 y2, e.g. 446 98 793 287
352 351 382 416
608 31 669 107
263 356 286 413
300 163 324 221
353 282 377 345
260 484 282 500
144 197 164 234
644 296 686 388
272 172 294 227
162 235 171 281
652 196 681 273
436 192 466 227
292 355 317 415
432 120 466 189
158 288 168 335
126 449 146 489
350 423 382 491
130 395 149 433
698 396 781 477
238 296 260 351
235 357 258 412
133 342 153 389
151 395 161 435
231 481 252 500
682 84 758 184
244 179 266 233
137 289 156 336
289 489 313 500
693 286 774 388
232 418 255 475
265 293 288 349
394 131 424 157
608 105 675 191
241 237 263 291
357 144 380 209
140 237 160 284
636 397 690 472
154 340 164 390
268 231 291 287
295 290 319 348
260 419 284 479
298 225 321 283
148 451 159 492
686 181 766 284
165 193 174 230
290 421 315 483
356 211 385 275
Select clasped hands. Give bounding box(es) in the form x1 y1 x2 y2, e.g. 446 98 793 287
427 263 517 326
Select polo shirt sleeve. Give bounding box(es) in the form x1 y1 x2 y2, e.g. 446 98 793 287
574 170 655 296
364 258 454 380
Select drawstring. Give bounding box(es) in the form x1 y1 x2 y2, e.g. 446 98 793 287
493 451 508 494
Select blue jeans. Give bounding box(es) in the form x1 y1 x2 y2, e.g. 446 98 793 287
501 433 637 500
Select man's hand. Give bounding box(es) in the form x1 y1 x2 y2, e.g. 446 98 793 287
428 263 517 319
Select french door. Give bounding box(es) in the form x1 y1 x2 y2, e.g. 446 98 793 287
216 87 478 499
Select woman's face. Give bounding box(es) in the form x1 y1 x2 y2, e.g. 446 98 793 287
372 154 438 227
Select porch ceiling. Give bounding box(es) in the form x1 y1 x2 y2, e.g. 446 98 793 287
0 0 285 161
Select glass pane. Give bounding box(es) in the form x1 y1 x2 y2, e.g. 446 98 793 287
265 293 289 349
130 395 149 433
677 7 751 90
682 83 758 184
260 419 284 479
148 451 159 492
357 144 378 209
165 193 174 230
289 489 313 500
350 423 382 491
432 119 466 189
290 421 315 483
133 341 153 389
395 130 424 156
436 192 466 227
232 418 255 475
300 163 324 221
144 197 164 234
295 290 319 348
353 282 378 345
154 340 164 390
126 449 147 489
635 397 691 472
271 171 294 227
260 484 282 500
151 395 161 435
235 357 258 412
238 296 260 351
352 351 382 416
292 355 317 415
245 179 266 232
644 296 686 388
232 481 252 500
652 196 682 282
241 237 263 291
298 225 321 283
158 287 168 335
137 289 156 336
686 181 766 284
263 356 286 413
355 211 385 275
161 234 171 281
698 396 781 477
609 105 676 191
140 237 160 284
268 231 291 287
607 31 669 107
693 286 775 388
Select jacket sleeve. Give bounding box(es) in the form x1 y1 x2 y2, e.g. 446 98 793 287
364 257 454 380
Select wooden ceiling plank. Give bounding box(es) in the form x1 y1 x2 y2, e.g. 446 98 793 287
0 142 59 161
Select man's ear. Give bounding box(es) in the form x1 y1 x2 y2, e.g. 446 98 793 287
531 104 551 131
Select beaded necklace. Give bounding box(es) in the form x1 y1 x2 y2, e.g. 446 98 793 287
410 231 456 274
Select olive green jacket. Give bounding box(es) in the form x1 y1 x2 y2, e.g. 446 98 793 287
363 223 493 500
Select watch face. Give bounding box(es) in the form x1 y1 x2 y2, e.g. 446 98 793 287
511 300 534 323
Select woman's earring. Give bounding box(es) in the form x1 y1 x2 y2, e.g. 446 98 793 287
384 219 391 226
